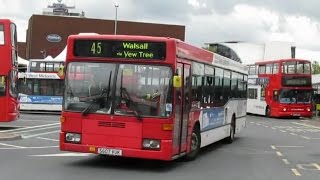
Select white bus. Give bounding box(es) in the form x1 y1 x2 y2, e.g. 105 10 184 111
18 72 64 112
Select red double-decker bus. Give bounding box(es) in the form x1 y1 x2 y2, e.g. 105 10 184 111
60 34 247 161
247 59 313 118
0 19 20 122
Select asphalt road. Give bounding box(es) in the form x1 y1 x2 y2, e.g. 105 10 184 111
0 114 319 180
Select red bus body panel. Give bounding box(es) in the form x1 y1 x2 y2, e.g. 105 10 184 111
0 19 19 122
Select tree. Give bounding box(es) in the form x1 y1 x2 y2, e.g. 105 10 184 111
312 61 320 74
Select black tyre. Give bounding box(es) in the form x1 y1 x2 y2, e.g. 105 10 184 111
184 125 201 161
266 106 271 118
224 117 235 144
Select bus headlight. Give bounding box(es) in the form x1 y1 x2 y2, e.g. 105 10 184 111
142 139 160 150
307 108 311 112
65 133 81 143
283 108 287 112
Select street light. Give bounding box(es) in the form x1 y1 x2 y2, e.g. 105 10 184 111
114 3 119 35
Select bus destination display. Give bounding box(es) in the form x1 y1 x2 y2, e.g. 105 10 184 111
73 40 166 60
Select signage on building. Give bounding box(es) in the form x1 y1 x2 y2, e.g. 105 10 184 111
46 34 62 43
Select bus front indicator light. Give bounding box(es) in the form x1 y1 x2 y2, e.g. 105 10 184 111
142 139 160 150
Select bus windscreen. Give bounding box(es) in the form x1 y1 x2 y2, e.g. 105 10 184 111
73 40 166 60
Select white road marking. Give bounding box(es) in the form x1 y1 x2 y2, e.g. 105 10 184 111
30 153 91 157
0 143 25 148
0 123 60 133
0 146 58 150
274 146 304 148
21 130 60 139
17 125 59 133
37 137 59 142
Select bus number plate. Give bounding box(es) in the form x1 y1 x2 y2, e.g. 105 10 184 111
292 113 300 116
97 148 122 156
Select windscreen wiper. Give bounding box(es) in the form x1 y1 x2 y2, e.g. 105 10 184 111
82 71 112 116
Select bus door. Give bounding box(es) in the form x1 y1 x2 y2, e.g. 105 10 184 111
173 63 191 156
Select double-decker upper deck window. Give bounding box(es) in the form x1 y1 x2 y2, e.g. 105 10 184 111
0 25 4 45
282 61 296 74
258 65 266 74
273 63 279 74
297 61 311 74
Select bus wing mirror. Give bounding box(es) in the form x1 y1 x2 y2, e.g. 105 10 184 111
0 76 5 85
173 75 182 88
58 66 65 77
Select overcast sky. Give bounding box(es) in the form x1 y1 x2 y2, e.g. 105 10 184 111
2 0 320 58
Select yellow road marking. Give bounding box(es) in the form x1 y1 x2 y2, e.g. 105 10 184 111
312 163 320 170
276 151 283 157
282 159 290 165
292 122 320 130
271 145 277 150
291 169 302 176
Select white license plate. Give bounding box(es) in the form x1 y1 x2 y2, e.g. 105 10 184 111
97 148 122 156
292 113 300 116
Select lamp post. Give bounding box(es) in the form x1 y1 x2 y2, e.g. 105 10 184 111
114 3 119 35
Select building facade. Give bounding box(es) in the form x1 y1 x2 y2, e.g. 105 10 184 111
19 15 185 59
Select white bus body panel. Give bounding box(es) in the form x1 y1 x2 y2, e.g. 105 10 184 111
247 84 267 116
199 99 247 148
20 103 62 111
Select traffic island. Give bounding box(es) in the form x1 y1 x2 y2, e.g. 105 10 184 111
0 132 21 141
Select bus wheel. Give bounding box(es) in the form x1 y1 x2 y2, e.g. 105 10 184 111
224 116 235 144
266 106 271 117
184 125 201 161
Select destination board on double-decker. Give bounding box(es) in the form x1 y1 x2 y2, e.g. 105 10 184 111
73 40 166 60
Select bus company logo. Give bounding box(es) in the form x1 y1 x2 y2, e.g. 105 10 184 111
46 34 62 43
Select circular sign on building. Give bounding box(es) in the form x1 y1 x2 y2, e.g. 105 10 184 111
46 34 62 43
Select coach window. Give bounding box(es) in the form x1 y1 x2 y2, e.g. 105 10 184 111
214 67 223 106
231 72 238 98
203 65 214 107
266 64 272 74
258 65 266 74
243 75 248 98
223 70 231 102
191 62 204 108
273 63 279 74
237 74 244 98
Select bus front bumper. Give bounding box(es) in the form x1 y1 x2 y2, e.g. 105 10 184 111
59 132 174 161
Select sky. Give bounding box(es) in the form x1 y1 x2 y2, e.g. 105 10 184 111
2 0 320 60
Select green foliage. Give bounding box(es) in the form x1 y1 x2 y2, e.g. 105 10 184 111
312 61 320 74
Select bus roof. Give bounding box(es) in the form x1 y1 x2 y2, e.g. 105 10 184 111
255 58 311 65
